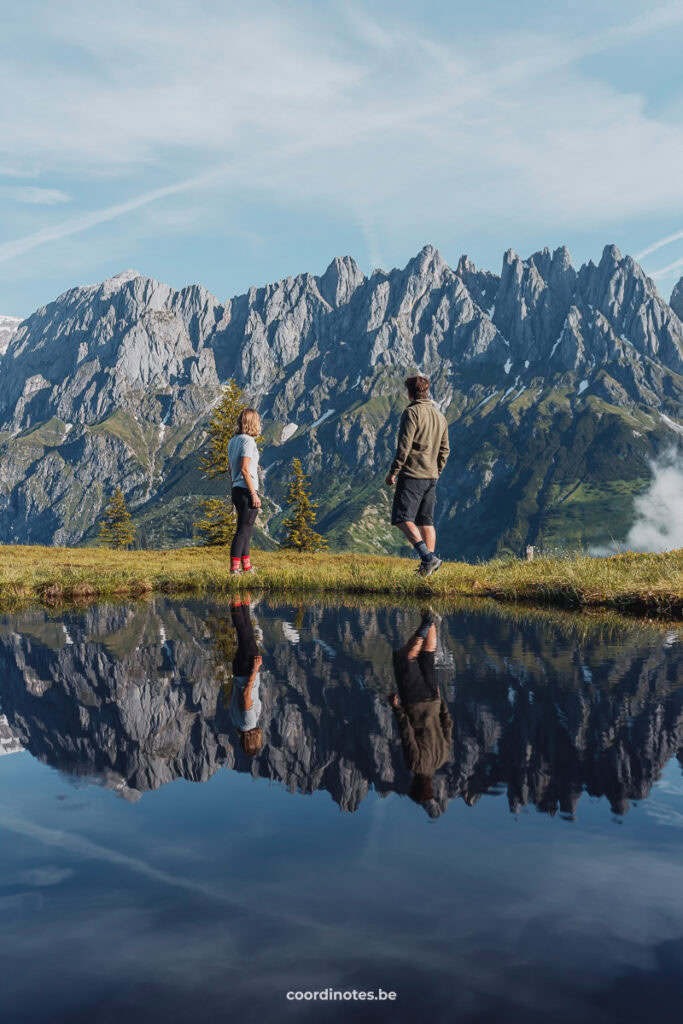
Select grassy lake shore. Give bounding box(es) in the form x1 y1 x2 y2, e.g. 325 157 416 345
1 544 682 618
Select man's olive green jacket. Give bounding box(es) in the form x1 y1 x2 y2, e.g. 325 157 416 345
393 698 453 776
390 398 450 478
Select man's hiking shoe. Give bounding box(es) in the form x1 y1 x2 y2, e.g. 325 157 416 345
417 556 443 578
421 605 443 625
230 568 242 576
242 566 256 575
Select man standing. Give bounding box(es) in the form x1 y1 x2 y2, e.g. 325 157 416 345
385 375 449 576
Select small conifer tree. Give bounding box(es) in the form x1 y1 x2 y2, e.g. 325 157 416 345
207 611 238 705
199 379 247 479
282 458 327 552
194 379 247 544
97 487 136 549
194 378 268 546
195 497 236 547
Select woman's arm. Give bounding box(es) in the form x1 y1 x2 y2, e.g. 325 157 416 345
242 655 263 710
240 456 261 508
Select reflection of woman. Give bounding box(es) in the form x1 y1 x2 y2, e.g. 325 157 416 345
230 598 263 756
227 408 262 575
389 611 453 812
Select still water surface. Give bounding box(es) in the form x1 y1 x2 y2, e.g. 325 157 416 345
0 598 682 1023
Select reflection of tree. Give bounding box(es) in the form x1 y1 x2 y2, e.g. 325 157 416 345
206 611 237 707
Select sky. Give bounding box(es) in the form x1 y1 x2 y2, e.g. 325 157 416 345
2 0 683 317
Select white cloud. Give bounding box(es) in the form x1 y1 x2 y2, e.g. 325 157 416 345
636 228 683 260
626 447 683 552
1 811 231 903
0 170 227 263
0 164 39 178
2 1 683 268
0 186 70 205
19 866 75 886
650 255 683 279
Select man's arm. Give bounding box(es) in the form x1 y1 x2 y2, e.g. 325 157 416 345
439 699 453 745
388 408 417 480
391 702 420 771
437 423 450 475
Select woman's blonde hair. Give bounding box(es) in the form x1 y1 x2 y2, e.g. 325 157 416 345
240 727 263 756
237 408 261 437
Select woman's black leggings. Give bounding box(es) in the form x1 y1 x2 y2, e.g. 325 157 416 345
231 604 259 674
231 486 259 558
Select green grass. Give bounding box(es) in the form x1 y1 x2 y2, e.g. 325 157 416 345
537 478 649 551
0 545 681 618
14 416 69 447
86 410 150 468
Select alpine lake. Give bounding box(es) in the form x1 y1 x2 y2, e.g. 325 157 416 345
1 595 682 1024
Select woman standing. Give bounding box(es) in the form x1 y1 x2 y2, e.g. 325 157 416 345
227 408 262 575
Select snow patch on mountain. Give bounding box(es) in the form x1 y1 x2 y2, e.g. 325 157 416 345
660 413 683 436
0 315 21 355
311 409 335 428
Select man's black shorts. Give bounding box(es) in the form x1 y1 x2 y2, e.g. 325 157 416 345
392 650 438 704
391 475 437 526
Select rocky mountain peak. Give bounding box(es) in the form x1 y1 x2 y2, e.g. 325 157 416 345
493 246 575 360
455 256 500 312
111 269 142 283
670 277 683 322
318 255 366 308
528 245 574 283
554 244 572 267
409 243 447 277
577 243 683 373
598 243 623 271
502 248 519 269
0 315 22 356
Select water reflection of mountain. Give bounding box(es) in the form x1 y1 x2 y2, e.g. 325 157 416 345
0 600 681 816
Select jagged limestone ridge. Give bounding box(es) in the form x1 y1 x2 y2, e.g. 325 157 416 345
0 245 681 554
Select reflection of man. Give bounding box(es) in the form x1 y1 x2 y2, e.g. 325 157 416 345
230 598 263 756
389 611 453 813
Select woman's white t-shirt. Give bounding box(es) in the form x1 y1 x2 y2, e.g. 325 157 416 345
230 675 262 732
228 433 259 491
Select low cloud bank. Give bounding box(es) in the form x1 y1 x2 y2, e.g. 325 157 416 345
626 447 683 553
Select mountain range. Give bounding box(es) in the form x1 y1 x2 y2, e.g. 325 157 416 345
1 244 682 556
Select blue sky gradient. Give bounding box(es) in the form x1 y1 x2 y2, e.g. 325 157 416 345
2 0 683 316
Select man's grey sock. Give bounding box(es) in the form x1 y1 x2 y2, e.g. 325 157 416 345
413 540 434 562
